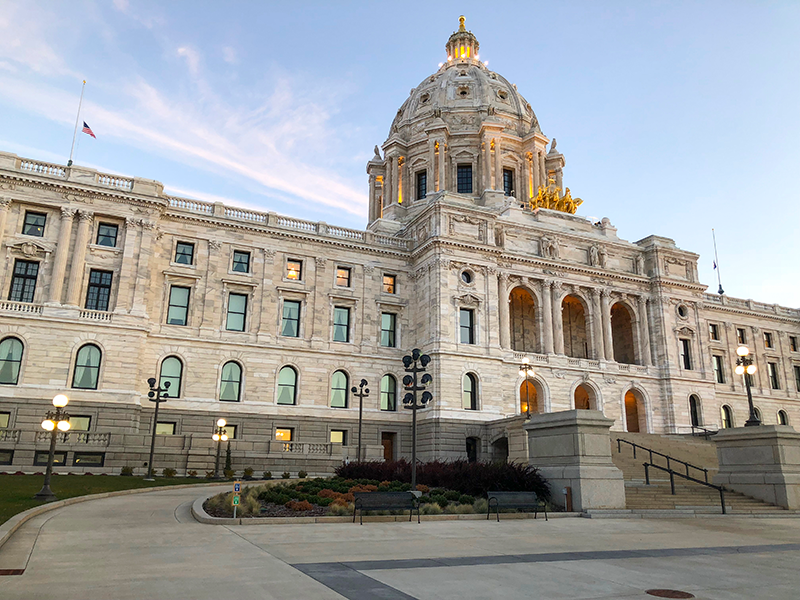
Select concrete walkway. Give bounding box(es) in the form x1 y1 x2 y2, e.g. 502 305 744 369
1 485 799 599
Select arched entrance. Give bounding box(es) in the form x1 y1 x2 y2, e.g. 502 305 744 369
510 287 537 353
574 383 595 410
519 379 539 415
611 302 635 364
689 394 701 427
465 437 480 462
624 389 644 432
562 295 588 358
491 437 509 463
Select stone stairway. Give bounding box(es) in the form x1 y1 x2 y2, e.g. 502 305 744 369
610 432 787 515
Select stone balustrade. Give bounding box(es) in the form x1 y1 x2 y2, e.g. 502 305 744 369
0 301 43 315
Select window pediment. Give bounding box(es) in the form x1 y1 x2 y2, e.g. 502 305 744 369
455 293 482 307
7 240 52 258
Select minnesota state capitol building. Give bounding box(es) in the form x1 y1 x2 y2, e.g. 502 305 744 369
0 19 798 474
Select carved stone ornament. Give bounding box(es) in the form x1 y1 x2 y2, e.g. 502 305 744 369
363 264 375 275
540 236 560 259
138 219 157 230
63 192 94 204
60 207 76 219
315 257 326 268
10 241 48 258
263 248 276 260
132 206 153 215
208 240 222 251
582 372 591 383
455 293 482 307
0 182 16 191
0 197 11 208
89 246 121 259
78 211 95 222
676 326 695 337
553 370 566 379
603 376 617 385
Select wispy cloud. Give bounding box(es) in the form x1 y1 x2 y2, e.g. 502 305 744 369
176 46 200 77
222 46 237 65
0 5 79 77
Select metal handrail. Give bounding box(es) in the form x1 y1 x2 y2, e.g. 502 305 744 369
690 425 718 440
643 462 726 514
616 438 710 483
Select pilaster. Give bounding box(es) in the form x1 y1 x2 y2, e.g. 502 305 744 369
65 210 93 306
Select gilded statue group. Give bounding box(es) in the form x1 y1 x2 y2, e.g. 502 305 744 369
526 182 583 215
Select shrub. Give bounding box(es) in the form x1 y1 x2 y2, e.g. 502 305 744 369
263 471 272 480
328 502 353 516
431 494 448 508
187 470 198 478
473 498 489 514
243 467 254 480
120 466 134 476
348 484 378 494
223 469 235 479
421 503 443 515
444 490 461 502
205 471 215 479
458 494 475 505
238 493 261 517
162 468 177 478
298 470 308 479
282 472 291 479
416 484 430 494
286 500 313 511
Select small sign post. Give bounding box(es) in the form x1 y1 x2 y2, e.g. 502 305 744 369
233 481 241 518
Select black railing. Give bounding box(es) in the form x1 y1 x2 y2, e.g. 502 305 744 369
643 462 726 514
690 425 718 440
616 438 710 483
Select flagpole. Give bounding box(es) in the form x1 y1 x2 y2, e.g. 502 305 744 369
68 80 86 167
712 228 724 296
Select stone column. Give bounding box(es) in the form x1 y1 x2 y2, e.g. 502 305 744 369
494 139 502 191
65 211 93 306
591 288 604 360
427 141 435 196
130 220 156 317
601 289 613 361
483 137 492 191
0 198 11 249
498 273 510 350
532 152 540 193
384 154 393 207
438 141 446 192
538 152 546 186
114 218 139 313
637 296 653 366
541 280 554 354
552 281 564 355
48 208 76 303
391 156 399 205
368 174 377 222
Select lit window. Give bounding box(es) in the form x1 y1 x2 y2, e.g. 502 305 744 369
736 328 746 344
156 422 176 435
72 344 101 390
680 339 692 370
721 405 734 429
35 451 66 466
69 416 91 431
85 270 113 312
709 323 719 341
175 242 195 265
333 307 350 342
0 449 11 465
382 274 396 294
503 168 514 196
0 337 24 385
768 362 780 390
286 259 302 280
380 374 397 411
712 355 725 384
336 267 351 287
277 366 297 405
460 308 475 344
330 430 347 444
380 313 396 348
275 428 293 441
226 293 247 332
0 412 9 428
462 373 478 410
8 259 39 303
790 336 798 352
764 332 773 349
232 250 250 273
457 164 472 194
778 410 789 426
159 356 183 398
73 452 104 466
22 211 46 237
96 223 118 247
416 171 427 200
220 361 242 402
330 370 349 408
167 286 190 325
281 300 301 337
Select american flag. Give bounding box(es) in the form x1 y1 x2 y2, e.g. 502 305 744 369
82 121 96 139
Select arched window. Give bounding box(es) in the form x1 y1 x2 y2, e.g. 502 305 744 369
753 406 762 422
220 361 242 402
330 370 349 408
72 344 101 390
778 410 789 426
159 356 183 398
689 394 701 428
380 374 396 411
0 337 24 385
721 405 734 429
277 366 297 405
462 373 478 410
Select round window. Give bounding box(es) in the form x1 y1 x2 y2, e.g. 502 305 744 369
461 270 473 284
677 304 688 318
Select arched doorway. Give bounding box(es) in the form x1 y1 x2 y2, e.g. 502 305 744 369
611 302 635 364
624 389 644 432
574 383 594 410
562 295 588 358
520 379 539 415
491 437 509 463
510 287 537 353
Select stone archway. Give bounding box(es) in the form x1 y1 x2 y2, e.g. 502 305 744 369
520 379 539 415
611 302 636 364
509 287 537 353
491 437 509 463
562 295 588 358
624 389 645 432
574 383 595 410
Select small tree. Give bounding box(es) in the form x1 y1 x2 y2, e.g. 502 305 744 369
224 439 232 472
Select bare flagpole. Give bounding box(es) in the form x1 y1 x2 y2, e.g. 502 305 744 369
712 228 724 295
67 80 86 167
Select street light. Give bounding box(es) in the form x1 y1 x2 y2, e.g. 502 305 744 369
350 379 369 462
145 377 170 480
735 345 760 426
212 418 229 479
518 357 535 419
402 348 433 491
34 394 71 501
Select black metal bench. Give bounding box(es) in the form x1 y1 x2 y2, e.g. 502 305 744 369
352 491 420 524
487 491 548 522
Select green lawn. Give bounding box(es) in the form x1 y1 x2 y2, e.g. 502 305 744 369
0 475 205 525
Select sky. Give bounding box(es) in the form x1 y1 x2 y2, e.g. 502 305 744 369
0 1 798 307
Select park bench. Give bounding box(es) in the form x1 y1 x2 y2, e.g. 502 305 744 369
487 491 548 522
352 491 420 524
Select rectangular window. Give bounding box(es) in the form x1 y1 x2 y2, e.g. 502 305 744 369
460 308 475 344
156 422 176 435
382 274 396 294
791 336 798 352
795 365 800 392
712 355 725 384
96 223 118 247
764 332 773 349
35 451 66 466
0 411 9 428
286 259 302 280
457 164 473 194
709 323 719 341
680 339 692 370
8 259 39 303
0 450 12 465
336 267 351 287
768 362 780 390
737 328 746 344
85 269 113 311
166 286 190 326
330 429 347 445
22 211 46 237
69 416 91 431
232 250 250 273
416 170 427 200
226 293 247 332
503 168 514 196
281 300 301 337
333 307 350 342
223 424 237 439
380 313 397 348
73 452 105 467
174 242 195 265
275 428 293 442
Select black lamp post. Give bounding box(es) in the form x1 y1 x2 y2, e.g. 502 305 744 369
34 394 71 501
402 348 433 491
212 419 229 479
735 345 761 426
519 357 535 419
145 377 170 480
350 379 369 462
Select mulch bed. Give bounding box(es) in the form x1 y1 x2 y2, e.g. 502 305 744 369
204 501 328 518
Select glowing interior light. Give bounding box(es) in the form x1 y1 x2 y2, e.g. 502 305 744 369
466 46 471 58
57 420 71 431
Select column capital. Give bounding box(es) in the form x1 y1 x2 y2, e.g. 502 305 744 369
542 279 553 289
601 288 612 299
637 295 649 306
0 197 11 210
552 280 563 291
591 287 601 298
498 271 509 282
77 210 94 222
60 207 77 220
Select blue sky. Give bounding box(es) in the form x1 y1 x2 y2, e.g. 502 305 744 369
1 1 798 307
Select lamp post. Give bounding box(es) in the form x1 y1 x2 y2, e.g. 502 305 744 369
212 418 229 479
735 345 760 426
518 357 535 419
350 379 369 462
402 348 433 491
34 394 71 501
145 377 170 480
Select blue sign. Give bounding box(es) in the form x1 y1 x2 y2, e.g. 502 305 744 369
234 482 240 492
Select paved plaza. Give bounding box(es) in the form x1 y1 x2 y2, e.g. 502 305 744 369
1 485 799 599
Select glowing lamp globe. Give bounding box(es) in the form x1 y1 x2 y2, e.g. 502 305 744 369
52 394 69 408
736 346 749 357
42 419 55 431
216 418 227 427
212 434 220 441
747 364 757 375
735 365 745 375
221 434 228 442
57 420 71 432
